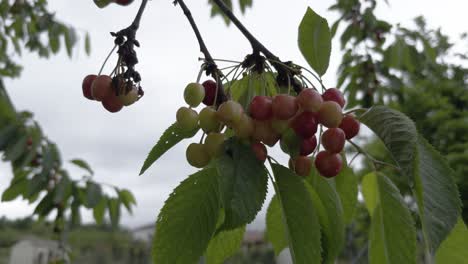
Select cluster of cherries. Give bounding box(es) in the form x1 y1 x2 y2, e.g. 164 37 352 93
176 80 360 178
81 74 142 112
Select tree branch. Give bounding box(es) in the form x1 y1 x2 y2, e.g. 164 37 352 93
173 0 228 105
211 0 303 94
132 0 149 30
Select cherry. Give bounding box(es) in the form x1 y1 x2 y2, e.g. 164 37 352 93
204 133 225 158
272 94 298 120
184 82 205 108
199 107 220 133
249 96 273 121
233 114 254 139
82 74 97 100
186 143 210 168
102 94 124 113
321 128 345 153
251 142 267 163
300 135 317 156
253 120 280 147
291 156 312 177
216 100 243 127
339 115 360 139
202 80 217 106
91 75 113 101
271 119 289 134
114 0 134 6
315 151 343 178
290 111 318 139
176 107 199 131
322 88 346 108
280 128 301 156
297 88 323 112
118 87 139 106
317 101 343 128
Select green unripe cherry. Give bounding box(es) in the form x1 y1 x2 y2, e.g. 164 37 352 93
280 128 301 157
176 107 199 131
184 82 205 107
186 143 210 168
216 100 243 127
233 114 254 139
199 107 221 133
204 133 226 158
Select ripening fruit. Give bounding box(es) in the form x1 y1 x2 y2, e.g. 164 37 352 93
251 142 267 163
272 94 298 120
253 120 280 147
216 100 243 127
290 111 318 139
271 119 289 134
202 80 217 106
114 0 134 6
184 83 205 107
300 135 317 156
292 156 312 177
176 107 199 131
186 143 210 168
204 133 225 158
339 115 360 139
280 128 301 157
233 114 254 139
199 107 220 133
321 128 346 153
249 96 273 121
322 88 346 108
315 151 343 178
118 87 139 106
297 88 323 112
102 94 124 113
318 101 343 128
82 74 97 100
91 75 113 101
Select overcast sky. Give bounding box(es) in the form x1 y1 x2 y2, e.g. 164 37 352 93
0 0 466 230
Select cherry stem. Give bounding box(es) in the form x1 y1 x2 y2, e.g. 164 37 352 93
98 45 117 76
347 140 401 172
173 0 228 105
211 0 303 94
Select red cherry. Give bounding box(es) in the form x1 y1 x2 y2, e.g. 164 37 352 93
300 135 317 156
339 115 360 139
114 0 134 5
272 94 298 120
317 101 343 128
102 94 124 113
249 96 273 121
292 156 312 177
202 80 217 106
315 151 343 178
251 142 267 163
290 111 318 139
82 74 97 100
297 88 323 112
91 75 113 101
322 88 346 108
321 128 346 153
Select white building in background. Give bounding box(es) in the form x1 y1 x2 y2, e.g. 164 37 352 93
8 237 65 264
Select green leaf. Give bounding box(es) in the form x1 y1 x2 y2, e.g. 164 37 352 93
306 168 345 264
414 135 461 253
152 168 221 264
4 134 28 162
70 159 94 175
84 32 91 56
118 189 136 213
86 182 102 208
2 178 28 201
53 176 72 204
271 164 321 264
108 198 120 228
34 192 56 216
334 159 358 224
266 196 287 255
298 7 332 76
435 219 468 264
361 172 378 215
71 198 81 227
363 173 416 264
205 225 246 264
216 138 268 230
64 28 77 57
140 123 199 175
93 196 107 225
359 106 418 184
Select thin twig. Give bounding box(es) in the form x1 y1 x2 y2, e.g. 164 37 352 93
348 140 401 172
132 0 149 29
